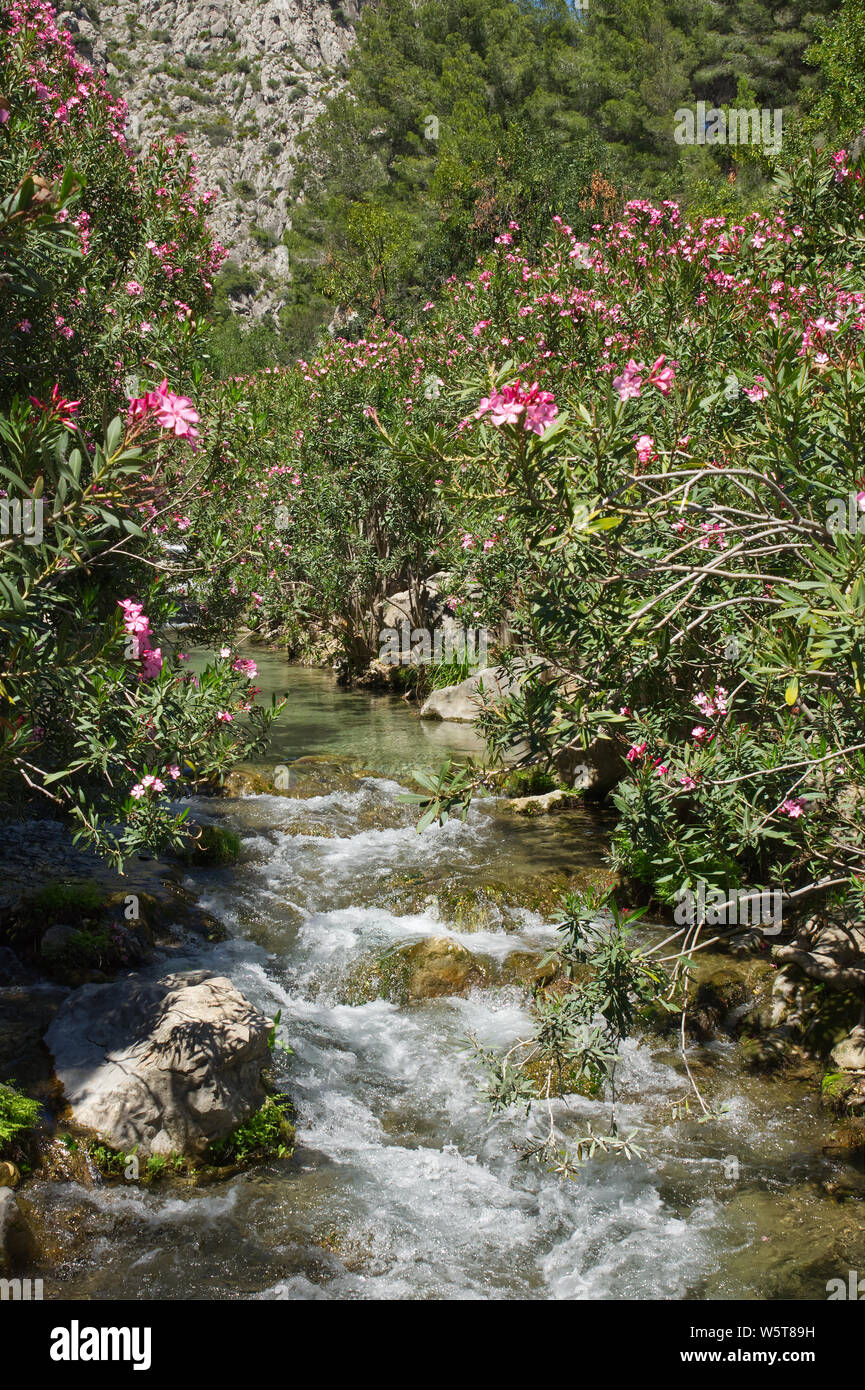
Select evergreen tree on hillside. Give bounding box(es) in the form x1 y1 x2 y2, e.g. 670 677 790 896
215 0 852 368
803 0 865 142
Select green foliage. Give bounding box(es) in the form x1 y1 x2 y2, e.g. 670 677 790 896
205 1096 295 1166
86 1140 131 1178
0 3 284 865
315 201 417 317
0 1081 40 1154
85 1140 176 1180
401 759 487 832
284 0 847 334
804 0 865 142
30 881 105 915
472 885 664 1170
288 0 621 325
387 136 865 948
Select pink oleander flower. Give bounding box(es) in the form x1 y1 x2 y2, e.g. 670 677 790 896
118 599 151 636
626 741 647 762
648 355 676 395
130 783 147 800
166 765 181 780
612 359 645 401
139 647 163 679
217 711 233 722
475 379 557 435
634 434 655 465
141 774 166 793
232 657 258 679
219 646 231 657
154 389 199 439
679 775 697 790
693 687 728 719
691 726 709 741
29 383 80 428
127 379 200 439
699 521 728 550
780 798 804 818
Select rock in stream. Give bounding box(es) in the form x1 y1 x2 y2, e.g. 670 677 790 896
45 967 273 1160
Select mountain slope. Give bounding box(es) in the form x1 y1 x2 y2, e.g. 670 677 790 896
60 0 364 317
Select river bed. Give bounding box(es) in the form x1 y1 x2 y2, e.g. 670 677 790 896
22 663 865 1300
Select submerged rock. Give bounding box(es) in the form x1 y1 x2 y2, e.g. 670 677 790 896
45 969 273 1160
502 789 581 816
399 937 485 999
377 868 611 931
347 936 486 1005
0 1187 38 1275
496 950 560 988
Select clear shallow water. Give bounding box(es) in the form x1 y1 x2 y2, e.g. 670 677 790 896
209 653 488 777
33 663 865 1300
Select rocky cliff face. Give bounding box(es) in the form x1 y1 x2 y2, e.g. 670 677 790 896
59 0 363 318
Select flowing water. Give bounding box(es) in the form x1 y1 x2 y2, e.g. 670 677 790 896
28 661 865 1300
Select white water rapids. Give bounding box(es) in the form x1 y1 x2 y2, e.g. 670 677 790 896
27 666 863 1300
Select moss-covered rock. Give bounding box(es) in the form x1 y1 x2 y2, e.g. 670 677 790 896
1 880 204 984
377 869 612 930
821 1071 865 1117
822 1118 865 1163
0 1161 20 1189
179 823 242 866
498 766 560 798
502 789 582 816
495 950 561 988
345 936 486 1006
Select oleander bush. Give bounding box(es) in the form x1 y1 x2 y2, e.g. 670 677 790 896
0 1 282 866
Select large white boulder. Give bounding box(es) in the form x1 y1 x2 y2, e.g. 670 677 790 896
419 667 516 722
45 969 272 1159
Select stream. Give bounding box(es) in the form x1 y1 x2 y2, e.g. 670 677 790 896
26 659 865 1300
